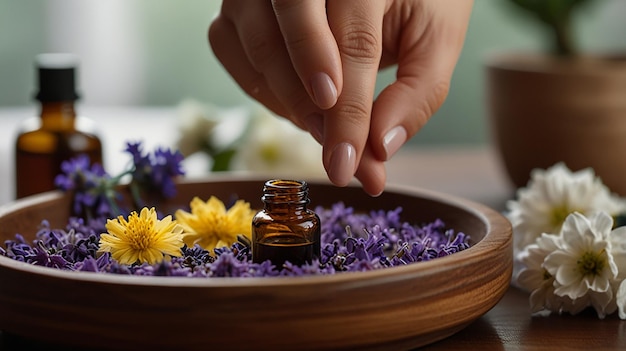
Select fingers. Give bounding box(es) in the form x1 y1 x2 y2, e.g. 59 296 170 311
323 0 386 187
209 15 287 117
305 114 386 197
213 0 322 130
216 0 387 192
271 0 343 110
371 0 474 161
355 146 387 197
209 0 471 198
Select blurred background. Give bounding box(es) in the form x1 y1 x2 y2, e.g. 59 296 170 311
1 0 626 146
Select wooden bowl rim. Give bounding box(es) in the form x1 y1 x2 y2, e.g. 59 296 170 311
0 177 511 288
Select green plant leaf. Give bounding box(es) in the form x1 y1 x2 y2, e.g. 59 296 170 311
507 0 594 56
211 148 237 172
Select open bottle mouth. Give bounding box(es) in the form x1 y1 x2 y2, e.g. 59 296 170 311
262 179 309 205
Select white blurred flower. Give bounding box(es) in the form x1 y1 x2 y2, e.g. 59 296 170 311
176 99 250 155
506 163 626 253
230 108 325 178
176 99 220 157
175 100 324 178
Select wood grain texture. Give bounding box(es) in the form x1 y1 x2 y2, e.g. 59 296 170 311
0 176 512 350
422 286 626 351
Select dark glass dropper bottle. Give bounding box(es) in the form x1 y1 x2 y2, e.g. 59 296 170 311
252 179 321 267
14 53 103 199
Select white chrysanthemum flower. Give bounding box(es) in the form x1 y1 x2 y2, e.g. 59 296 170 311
230 108 325 178
506 163 626 253
543 212 618 317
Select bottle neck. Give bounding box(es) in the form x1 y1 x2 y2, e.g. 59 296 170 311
262 179 309 213
39 101 76 130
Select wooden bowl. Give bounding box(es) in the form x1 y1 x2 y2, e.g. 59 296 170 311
0 176 512 350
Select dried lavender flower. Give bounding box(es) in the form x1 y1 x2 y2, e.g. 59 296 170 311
1 202 470 278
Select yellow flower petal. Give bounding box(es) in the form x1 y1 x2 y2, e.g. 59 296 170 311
98 207 185 265
175 196 256 251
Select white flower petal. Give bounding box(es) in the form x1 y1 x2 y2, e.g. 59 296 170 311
590 211 614 239
560 212 591 250
586 274 611 293
561 295 590 315
544 251 575 279
554 278 589 300
617 280 626 319
554 263 581 288
611 227 626 255
528 282 553 313
588 288 617 319
517 268 545 292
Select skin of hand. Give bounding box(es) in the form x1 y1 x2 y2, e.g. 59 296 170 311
209 0 473 196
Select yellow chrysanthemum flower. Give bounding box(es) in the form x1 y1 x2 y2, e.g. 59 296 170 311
175 196 255 251
98 207 184 265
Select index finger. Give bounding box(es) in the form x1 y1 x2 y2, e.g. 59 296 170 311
324 0 386 187
271 0 343 110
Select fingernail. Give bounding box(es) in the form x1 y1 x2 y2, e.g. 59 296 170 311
383 126 407 161
328 142 356 187
310 72 337 110
304 113 324 144
369 189 383 197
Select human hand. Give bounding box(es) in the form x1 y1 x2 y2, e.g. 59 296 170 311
209 0 473 196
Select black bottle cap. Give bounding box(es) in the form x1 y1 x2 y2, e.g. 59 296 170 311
34 53 80 102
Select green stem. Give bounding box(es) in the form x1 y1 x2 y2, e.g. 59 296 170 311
552 17 576 56
129 181 144 210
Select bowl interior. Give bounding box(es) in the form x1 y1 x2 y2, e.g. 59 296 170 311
0 176 490 248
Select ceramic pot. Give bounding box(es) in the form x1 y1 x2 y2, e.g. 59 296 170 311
486 53 626 195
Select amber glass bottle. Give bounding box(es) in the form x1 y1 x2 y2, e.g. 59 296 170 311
15 54 103 199
252 179 321 267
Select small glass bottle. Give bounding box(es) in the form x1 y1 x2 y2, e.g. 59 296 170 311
252 179 321 267
15 53 103 199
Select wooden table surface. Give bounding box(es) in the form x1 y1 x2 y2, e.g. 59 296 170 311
0 107 624 350
425 287 626 350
